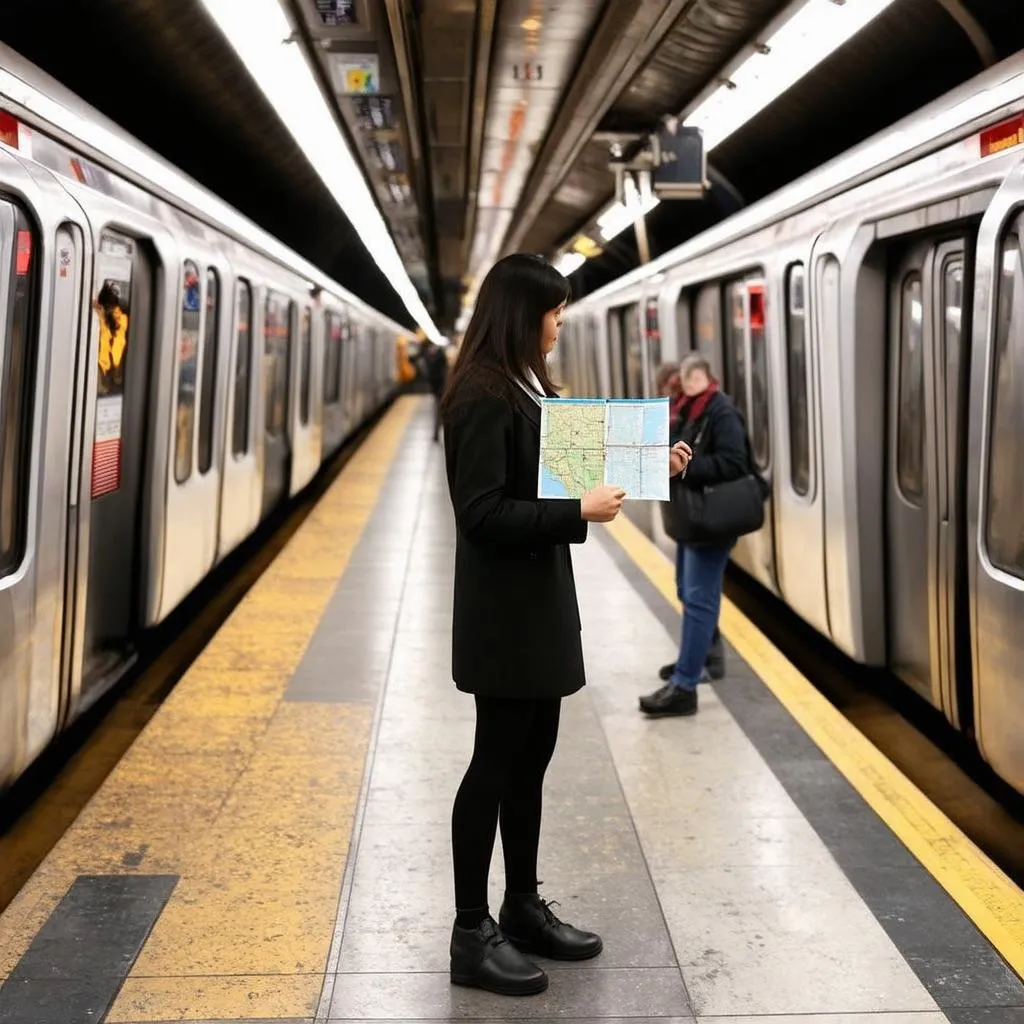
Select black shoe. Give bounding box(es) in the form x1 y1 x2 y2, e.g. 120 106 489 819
450 916 548 995
499 893 603 962
639 683 698 717
658 663 675 681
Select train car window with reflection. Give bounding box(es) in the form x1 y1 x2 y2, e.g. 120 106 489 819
986 231 1024 578
299 306 312 426
232 279 252 457
324 310 342 404
786 265 811 496
174 260 201 484
197 267 220 474
748 282 771 471
897 273 925 503
0 206 37 576
264 292 291 438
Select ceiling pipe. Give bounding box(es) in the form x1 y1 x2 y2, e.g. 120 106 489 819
933 0 997 68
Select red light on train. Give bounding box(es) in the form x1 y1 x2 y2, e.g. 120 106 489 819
748 284 765 330
0 111 19 149
15 230 31 276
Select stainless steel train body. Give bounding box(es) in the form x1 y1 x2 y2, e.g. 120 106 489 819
559 55 1024 797
0 47 404 789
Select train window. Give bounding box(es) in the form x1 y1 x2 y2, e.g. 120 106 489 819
726 282 749 421
232 279 252 457
174 260 201 484
986 233 1024 577
622 305 643 397
324 310 342 404
299 306 312 426
897 272 925 503
197 267 220 474
748 282 770 470
645 298 661 381
694 283 724 379
786 265 810 495
675 290 693 354
264 291 290 438
0 206 37 576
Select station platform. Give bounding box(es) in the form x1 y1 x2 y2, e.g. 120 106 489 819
0 395 1022 1024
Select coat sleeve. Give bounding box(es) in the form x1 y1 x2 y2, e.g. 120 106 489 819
448 394 588 547
685 404 749 488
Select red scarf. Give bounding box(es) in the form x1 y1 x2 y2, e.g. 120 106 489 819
679 380 719 423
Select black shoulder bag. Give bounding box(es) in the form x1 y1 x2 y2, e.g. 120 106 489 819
661 416 769 546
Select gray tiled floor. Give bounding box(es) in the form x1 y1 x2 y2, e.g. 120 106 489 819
308 403 963 1024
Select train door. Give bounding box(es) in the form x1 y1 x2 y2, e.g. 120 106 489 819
970 207 1024 792
725 274 777 592
78 232 156 700
885 234 972 721
261 288 292 516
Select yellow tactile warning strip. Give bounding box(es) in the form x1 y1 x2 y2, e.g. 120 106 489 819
604 512 1024 982
0 396 418 1022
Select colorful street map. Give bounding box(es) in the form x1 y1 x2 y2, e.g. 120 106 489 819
537 398 670 501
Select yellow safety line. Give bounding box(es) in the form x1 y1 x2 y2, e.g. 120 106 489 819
0 397 420 1022
604 513 1024 981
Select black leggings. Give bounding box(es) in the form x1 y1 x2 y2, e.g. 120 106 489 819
452 696 562 913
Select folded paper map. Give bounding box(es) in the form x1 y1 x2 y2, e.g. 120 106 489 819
537 398 670 501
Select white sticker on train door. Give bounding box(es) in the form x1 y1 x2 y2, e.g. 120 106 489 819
92 395 123 498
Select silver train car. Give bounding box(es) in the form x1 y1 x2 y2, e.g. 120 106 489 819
558 54 1024 797
0 46 406 790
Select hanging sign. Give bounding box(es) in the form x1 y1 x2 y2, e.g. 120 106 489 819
317 0 358 25
335 54 379 95
92 395 123 498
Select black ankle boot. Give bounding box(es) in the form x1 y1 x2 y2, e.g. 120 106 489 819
498 893 603 961
450 916 548 995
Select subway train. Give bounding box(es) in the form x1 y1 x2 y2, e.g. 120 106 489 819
0 46 409 791
557 54 1024 798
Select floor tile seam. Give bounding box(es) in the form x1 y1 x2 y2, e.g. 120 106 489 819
314 414 438 1022
591 520 1024 993
573 648 694 1015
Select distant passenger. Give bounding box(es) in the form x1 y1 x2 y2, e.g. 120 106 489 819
417 338 449 441
95 281 128 396
644 353 748 717
439 252 691 996
655 356 725 686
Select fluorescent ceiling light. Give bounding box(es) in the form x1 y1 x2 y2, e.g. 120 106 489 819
199 0 442 341
684 0 899 152
554 251 586 276
597 176 660 241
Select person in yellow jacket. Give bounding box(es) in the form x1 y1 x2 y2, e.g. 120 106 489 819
95 282 128 395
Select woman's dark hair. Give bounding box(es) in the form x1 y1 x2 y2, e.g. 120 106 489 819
440 253 570 419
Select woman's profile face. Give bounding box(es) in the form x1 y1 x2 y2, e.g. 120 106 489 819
541 301 566 356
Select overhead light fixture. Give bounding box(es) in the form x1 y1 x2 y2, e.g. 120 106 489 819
554 252 586 276
521 16 542 31
198 0 442 342
684 0 899 152
597 176 660 241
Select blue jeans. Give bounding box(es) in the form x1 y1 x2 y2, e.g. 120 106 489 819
671 541 732 690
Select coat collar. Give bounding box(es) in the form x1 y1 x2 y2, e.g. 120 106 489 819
511 381 543 430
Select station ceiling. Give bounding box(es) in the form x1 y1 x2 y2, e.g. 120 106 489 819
0 0 1020 332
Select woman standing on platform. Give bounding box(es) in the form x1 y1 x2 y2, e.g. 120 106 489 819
439 253 691 997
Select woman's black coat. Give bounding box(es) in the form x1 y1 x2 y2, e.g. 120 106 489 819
443 371 588 700
676 391 749 490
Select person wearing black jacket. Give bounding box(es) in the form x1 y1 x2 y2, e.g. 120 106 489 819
441 253 690 996
641 353 748 718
